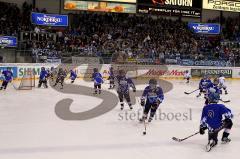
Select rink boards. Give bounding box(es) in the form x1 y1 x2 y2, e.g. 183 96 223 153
0 63 240 80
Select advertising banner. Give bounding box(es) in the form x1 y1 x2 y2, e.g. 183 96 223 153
64 0 136 13
191 69 232 78
31 12 68 26
180 59 231 67
137 0 201 17
203 0 240 12
188 23 221 34
0 36 17 48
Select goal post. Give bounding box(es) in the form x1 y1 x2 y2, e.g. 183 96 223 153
18 71 35 90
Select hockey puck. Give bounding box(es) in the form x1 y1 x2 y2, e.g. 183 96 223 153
143 132 146 135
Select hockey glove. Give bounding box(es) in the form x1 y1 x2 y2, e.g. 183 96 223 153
140 98 145 107
222 118 233 128
199 125 207 135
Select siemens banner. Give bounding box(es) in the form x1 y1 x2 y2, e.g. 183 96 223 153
188 23 221 34
203 0 240 12
0 36 17 48
31 12 68 26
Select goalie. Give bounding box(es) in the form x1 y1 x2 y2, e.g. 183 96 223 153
38 67 49 88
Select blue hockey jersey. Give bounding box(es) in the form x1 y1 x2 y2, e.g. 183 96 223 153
201 103 233 131
142 86 164 104
2 70 13 82
39 70 49 80
116 75 135 93
199 79 212 90
70 70 77 80
92 72 103 85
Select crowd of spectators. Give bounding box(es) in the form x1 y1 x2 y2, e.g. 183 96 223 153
0 1 240 65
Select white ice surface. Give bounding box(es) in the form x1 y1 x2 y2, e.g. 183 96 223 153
0 79 239 159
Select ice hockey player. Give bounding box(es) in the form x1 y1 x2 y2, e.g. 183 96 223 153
0 67 13 90
53 68 67 89
70 70 77 83
49 67 57 82
38 67 49 88
140 78 164 123
108 67 115 89
115 69 136 110
218 74 228 95
184 70 191 83
199 91 233 152
92 68 103 94
197 75 212 98
204 78 221 105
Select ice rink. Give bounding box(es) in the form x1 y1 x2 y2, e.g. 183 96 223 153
0 78 239 159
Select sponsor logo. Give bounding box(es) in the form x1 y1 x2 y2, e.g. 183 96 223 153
31 12 68 26
180 59 231 67
146 69 185 76
152 0 193 7
203 0 240 12
37 15 62 23
0 36 17 47
191 69 232 78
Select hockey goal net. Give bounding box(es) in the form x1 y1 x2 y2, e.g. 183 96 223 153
17 71 35 90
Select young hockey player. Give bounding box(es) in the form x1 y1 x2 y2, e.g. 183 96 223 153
199 91 233 152
92 68 103 94
53 68 67 89
204 78 221 105
197 75 212 98
115 69 136 110
184 70 191 83
218 74 228 94
108 67 115 89
70 70 77 83
140 78 164 123
38 67 49 88
49 67 57 82
0 67 13 90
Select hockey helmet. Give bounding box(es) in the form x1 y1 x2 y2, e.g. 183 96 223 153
41 67 45 71
118 69 126 77
149 78 157 88
93 68 98 73
213 78 219 85
208 92 220 104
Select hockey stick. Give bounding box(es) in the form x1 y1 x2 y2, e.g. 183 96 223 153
10 81 18 90
220 99 231 103
172 131 199 142
143 119 147 135
184 89 199 95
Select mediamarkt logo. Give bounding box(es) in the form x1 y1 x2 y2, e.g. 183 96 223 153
146 69 184 76
37 15 62 23
152 0 193 7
